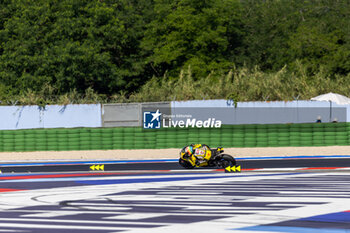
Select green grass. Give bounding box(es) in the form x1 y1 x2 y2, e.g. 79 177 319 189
2 64 350 105
120 64 350 103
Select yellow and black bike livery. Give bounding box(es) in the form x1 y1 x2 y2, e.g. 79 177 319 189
179 144 238 172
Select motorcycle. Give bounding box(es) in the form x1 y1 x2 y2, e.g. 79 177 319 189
179 146 239 173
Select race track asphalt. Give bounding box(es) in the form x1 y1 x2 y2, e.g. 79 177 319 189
0 156 349 173
0 155 349 233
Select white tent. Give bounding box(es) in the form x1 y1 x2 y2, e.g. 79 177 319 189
311 92 350 122
311 92 350 105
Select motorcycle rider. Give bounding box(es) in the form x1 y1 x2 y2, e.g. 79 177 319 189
179 144 211 167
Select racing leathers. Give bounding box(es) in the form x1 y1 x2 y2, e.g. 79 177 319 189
180 144 211 167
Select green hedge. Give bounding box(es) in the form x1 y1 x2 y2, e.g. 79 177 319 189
0 122 348 152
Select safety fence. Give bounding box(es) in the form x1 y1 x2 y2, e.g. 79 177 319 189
0 123 348 152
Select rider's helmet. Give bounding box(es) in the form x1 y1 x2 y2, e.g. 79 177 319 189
180 145 194 158
185 145 194 155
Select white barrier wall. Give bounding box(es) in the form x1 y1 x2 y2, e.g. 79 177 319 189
0 104 102 130
171 100 349 124
1 100 350 130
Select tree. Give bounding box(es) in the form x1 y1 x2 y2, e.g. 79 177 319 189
0 0 153 96
142 0 243 78
241 0 350 76
287 0 350 75
240 0 302 71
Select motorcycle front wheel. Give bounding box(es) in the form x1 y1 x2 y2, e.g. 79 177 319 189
178 158 194 169
220 154 236 169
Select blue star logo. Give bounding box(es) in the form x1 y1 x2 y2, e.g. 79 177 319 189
143 110 162 129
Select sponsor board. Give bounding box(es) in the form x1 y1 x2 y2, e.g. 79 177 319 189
143 109 221 129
